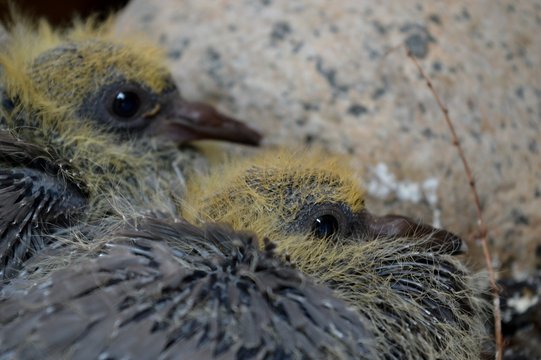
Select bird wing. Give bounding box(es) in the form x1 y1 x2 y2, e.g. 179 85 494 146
0 219 376 359
0 133 85 279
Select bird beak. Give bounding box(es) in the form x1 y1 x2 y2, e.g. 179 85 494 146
155 100 262 146
358 211 466 255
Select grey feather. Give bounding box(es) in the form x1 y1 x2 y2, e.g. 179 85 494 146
0 218 376 360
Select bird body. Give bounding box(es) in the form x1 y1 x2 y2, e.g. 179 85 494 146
182 149 488 359
0 217 377 360
0 17 260 278
0 143 487 359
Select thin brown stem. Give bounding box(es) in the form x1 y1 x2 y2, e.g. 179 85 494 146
406 49 503 360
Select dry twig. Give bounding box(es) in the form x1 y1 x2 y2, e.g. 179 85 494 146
406 48 503 360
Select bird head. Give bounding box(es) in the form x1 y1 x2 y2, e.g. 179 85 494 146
0 19 260 205
183 150 486 359
0 18 260 277
0 18 261 205
183 149 464 256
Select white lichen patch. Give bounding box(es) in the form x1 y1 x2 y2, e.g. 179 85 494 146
502 292 539 322
367 163 396 199
509 294 539 314
367 162 441 227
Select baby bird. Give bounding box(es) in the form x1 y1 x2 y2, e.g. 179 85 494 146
182 150 488 360
0 18 260 278
0 217 377 359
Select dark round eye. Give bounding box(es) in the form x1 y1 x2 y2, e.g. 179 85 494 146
112 91 141 118
312 214 339 238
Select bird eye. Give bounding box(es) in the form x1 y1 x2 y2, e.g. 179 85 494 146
112 91 141 119
295 203 352 240
312 214 339 238
102 82 156 131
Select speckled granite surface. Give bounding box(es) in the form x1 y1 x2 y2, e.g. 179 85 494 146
115 2 540 354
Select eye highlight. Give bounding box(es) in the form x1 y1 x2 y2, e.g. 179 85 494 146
312 214 339 238
112 91 141 119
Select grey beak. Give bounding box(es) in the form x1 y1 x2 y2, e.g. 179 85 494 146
358 211 466 255
155 99 261 146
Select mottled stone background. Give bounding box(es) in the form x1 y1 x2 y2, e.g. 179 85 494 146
115 1 540 282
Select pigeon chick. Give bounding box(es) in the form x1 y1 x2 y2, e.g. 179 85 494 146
183 150 488 360
0 18 261 278
0 217 378 360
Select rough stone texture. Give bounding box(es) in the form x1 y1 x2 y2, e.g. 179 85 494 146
114 2 540 354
